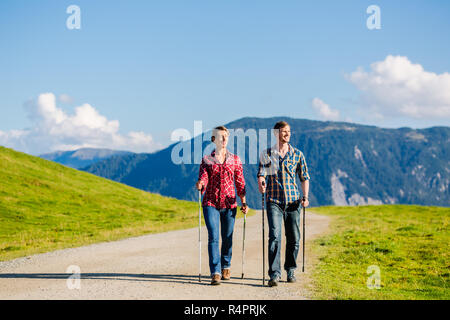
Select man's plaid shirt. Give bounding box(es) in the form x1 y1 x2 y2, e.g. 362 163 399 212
257 144 310 206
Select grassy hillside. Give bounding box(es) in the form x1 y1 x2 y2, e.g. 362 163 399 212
0 146 251 262
310 205 449 300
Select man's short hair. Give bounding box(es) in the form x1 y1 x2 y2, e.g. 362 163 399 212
211 125 229 142
274 121 290 130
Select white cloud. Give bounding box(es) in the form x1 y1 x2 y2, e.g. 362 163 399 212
347 55 450 120
312 98 340 121
0 93 161 155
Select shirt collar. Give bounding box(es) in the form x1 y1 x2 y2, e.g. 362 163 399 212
211 149 231 162
271 143 293 156
211 149 230 156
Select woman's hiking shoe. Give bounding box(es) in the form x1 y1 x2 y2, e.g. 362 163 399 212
221 268 231 280
211 274 221 285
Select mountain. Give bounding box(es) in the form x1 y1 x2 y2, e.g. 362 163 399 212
39 148 134 169
81 117 450 208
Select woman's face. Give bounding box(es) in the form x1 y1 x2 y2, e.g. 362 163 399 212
214 130 229 149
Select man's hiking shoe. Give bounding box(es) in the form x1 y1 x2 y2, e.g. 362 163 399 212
268 276 280 287
287 275 297 283
211 274 221 285
287 271 296 283
221 268 231 280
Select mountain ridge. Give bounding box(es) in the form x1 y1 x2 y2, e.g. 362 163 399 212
39 148 134 169
81 117 450 208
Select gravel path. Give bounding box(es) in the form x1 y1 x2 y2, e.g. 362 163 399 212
0 210 330 300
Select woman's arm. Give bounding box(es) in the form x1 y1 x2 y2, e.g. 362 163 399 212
234 156 248 213
197 158 208 191
234 156 246 197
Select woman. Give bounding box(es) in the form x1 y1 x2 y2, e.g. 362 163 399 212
196 125 248 285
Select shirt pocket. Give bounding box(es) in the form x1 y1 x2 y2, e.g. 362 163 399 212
284 159 297 175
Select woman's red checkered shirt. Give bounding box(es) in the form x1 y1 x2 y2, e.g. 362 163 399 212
198 150 246 209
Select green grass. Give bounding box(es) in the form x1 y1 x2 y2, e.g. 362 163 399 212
310 205 450 300
0 146 253 262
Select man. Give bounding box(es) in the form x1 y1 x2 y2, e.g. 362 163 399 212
196 126 249 285
257 121 310 287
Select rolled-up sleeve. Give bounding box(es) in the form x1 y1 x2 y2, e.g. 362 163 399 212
257 149 269 178
297 152 310 182
234 156 246 197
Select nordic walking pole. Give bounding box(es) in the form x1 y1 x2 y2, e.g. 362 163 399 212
198 190 202 282
302 197 306 272
241 212 246 279
261 184 266 286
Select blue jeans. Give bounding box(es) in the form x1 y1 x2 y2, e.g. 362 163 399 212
203 206 237 276
266 200 301 279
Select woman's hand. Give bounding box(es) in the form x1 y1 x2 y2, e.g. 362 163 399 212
240 204 249 215
196 180 204 191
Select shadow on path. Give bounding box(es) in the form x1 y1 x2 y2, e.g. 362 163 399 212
0 273 264 287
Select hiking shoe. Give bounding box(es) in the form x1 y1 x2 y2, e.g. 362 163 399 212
287 274 297 283
211 274 221 285
268 276 280 287
221 268 231 280
287 270 296 283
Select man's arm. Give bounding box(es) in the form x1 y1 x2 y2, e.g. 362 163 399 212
301 179 309 199
300 180 309 207
298 152 310 207
257 150 269 194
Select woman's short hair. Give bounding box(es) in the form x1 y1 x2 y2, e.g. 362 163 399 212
211 126 229 142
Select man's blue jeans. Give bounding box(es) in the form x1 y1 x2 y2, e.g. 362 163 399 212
266 200 301 280
203 206 237 276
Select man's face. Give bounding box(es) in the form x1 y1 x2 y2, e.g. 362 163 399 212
277 125 291 144
214 130 229 148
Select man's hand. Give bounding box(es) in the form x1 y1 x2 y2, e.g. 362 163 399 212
196 180 204 191
258 176 266 194
301 196 309 208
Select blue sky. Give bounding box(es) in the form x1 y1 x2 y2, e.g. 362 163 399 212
1 0 449 155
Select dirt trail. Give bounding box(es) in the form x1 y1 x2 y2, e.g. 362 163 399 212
0 210 330 300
